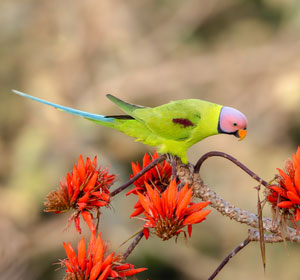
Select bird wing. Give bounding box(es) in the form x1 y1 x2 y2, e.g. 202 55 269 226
106 95 202 141
133 100 203 141
106 95 221 142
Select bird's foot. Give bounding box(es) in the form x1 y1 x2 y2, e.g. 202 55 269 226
165 153 174 162
165 153 178 181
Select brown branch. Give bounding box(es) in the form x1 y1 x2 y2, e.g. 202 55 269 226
122 231 144 260
248 229 284 243
194 151 268 187
95 208 100 235
208 237 251 280
171 158 177 180
176 153 300 279
208 228 285 280
111 155 167 197
176 159 300 243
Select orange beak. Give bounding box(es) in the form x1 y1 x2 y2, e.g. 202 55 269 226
238 129 247 141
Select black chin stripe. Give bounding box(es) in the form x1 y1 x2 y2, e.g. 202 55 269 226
218 123 238 136
217 107 223 133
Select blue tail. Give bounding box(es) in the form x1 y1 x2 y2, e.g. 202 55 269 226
12 90 114 122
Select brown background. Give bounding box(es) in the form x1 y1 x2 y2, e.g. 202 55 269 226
1 0 300 279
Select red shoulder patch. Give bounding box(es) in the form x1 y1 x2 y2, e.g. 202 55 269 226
172 118 194 128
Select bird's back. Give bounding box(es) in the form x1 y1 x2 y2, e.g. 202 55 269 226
133 99 222 142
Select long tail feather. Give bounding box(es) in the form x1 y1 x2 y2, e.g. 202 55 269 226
12 90 114 122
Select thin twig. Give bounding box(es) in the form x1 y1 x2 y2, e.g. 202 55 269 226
95 208 100 235
172 158 177 181
111 155 167 197
208 237 251 280
123 231 144 260
194 151 268 187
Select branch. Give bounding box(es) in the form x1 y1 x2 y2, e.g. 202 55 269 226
122 231 144 260
208 237 251 280
207 229 284 280
194 151 268 187
111 155 167 197
248 229 284 243
176 159 300 243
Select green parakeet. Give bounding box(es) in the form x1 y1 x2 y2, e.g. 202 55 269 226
12 90 247 163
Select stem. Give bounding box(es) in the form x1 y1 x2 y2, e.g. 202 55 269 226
208 237 251 280
194 151 268 187
111 155 167 197
256 186 266 271
123 231 144 260
95 208 100 235
208 229 284 280
172 158 177 181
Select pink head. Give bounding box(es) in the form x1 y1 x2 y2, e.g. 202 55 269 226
218 106 248 140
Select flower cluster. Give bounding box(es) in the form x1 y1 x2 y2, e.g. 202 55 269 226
45 152 212 279
62 232 147 280
268 147 300 222
44 155 116 233
127 152 172 195
131 179 211 240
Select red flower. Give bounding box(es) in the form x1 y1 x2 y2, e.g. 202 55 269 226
131 179 211 240
127 152 172 196
268 147 300 222
62 232 147 280
44 155 116 233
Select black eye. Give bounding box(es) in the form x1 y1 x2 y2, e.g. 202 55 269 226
233 123 237 127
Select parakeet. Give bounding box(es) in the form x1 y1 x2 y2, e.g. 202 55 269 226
12 90 247 163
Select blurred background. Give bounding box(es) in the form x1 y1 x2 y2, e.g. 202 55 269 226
1 0 300 279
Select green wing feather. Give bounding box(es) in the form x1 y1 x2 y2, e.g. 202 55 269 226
133 100 202 141
106 94 147 117
106 95 216 141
